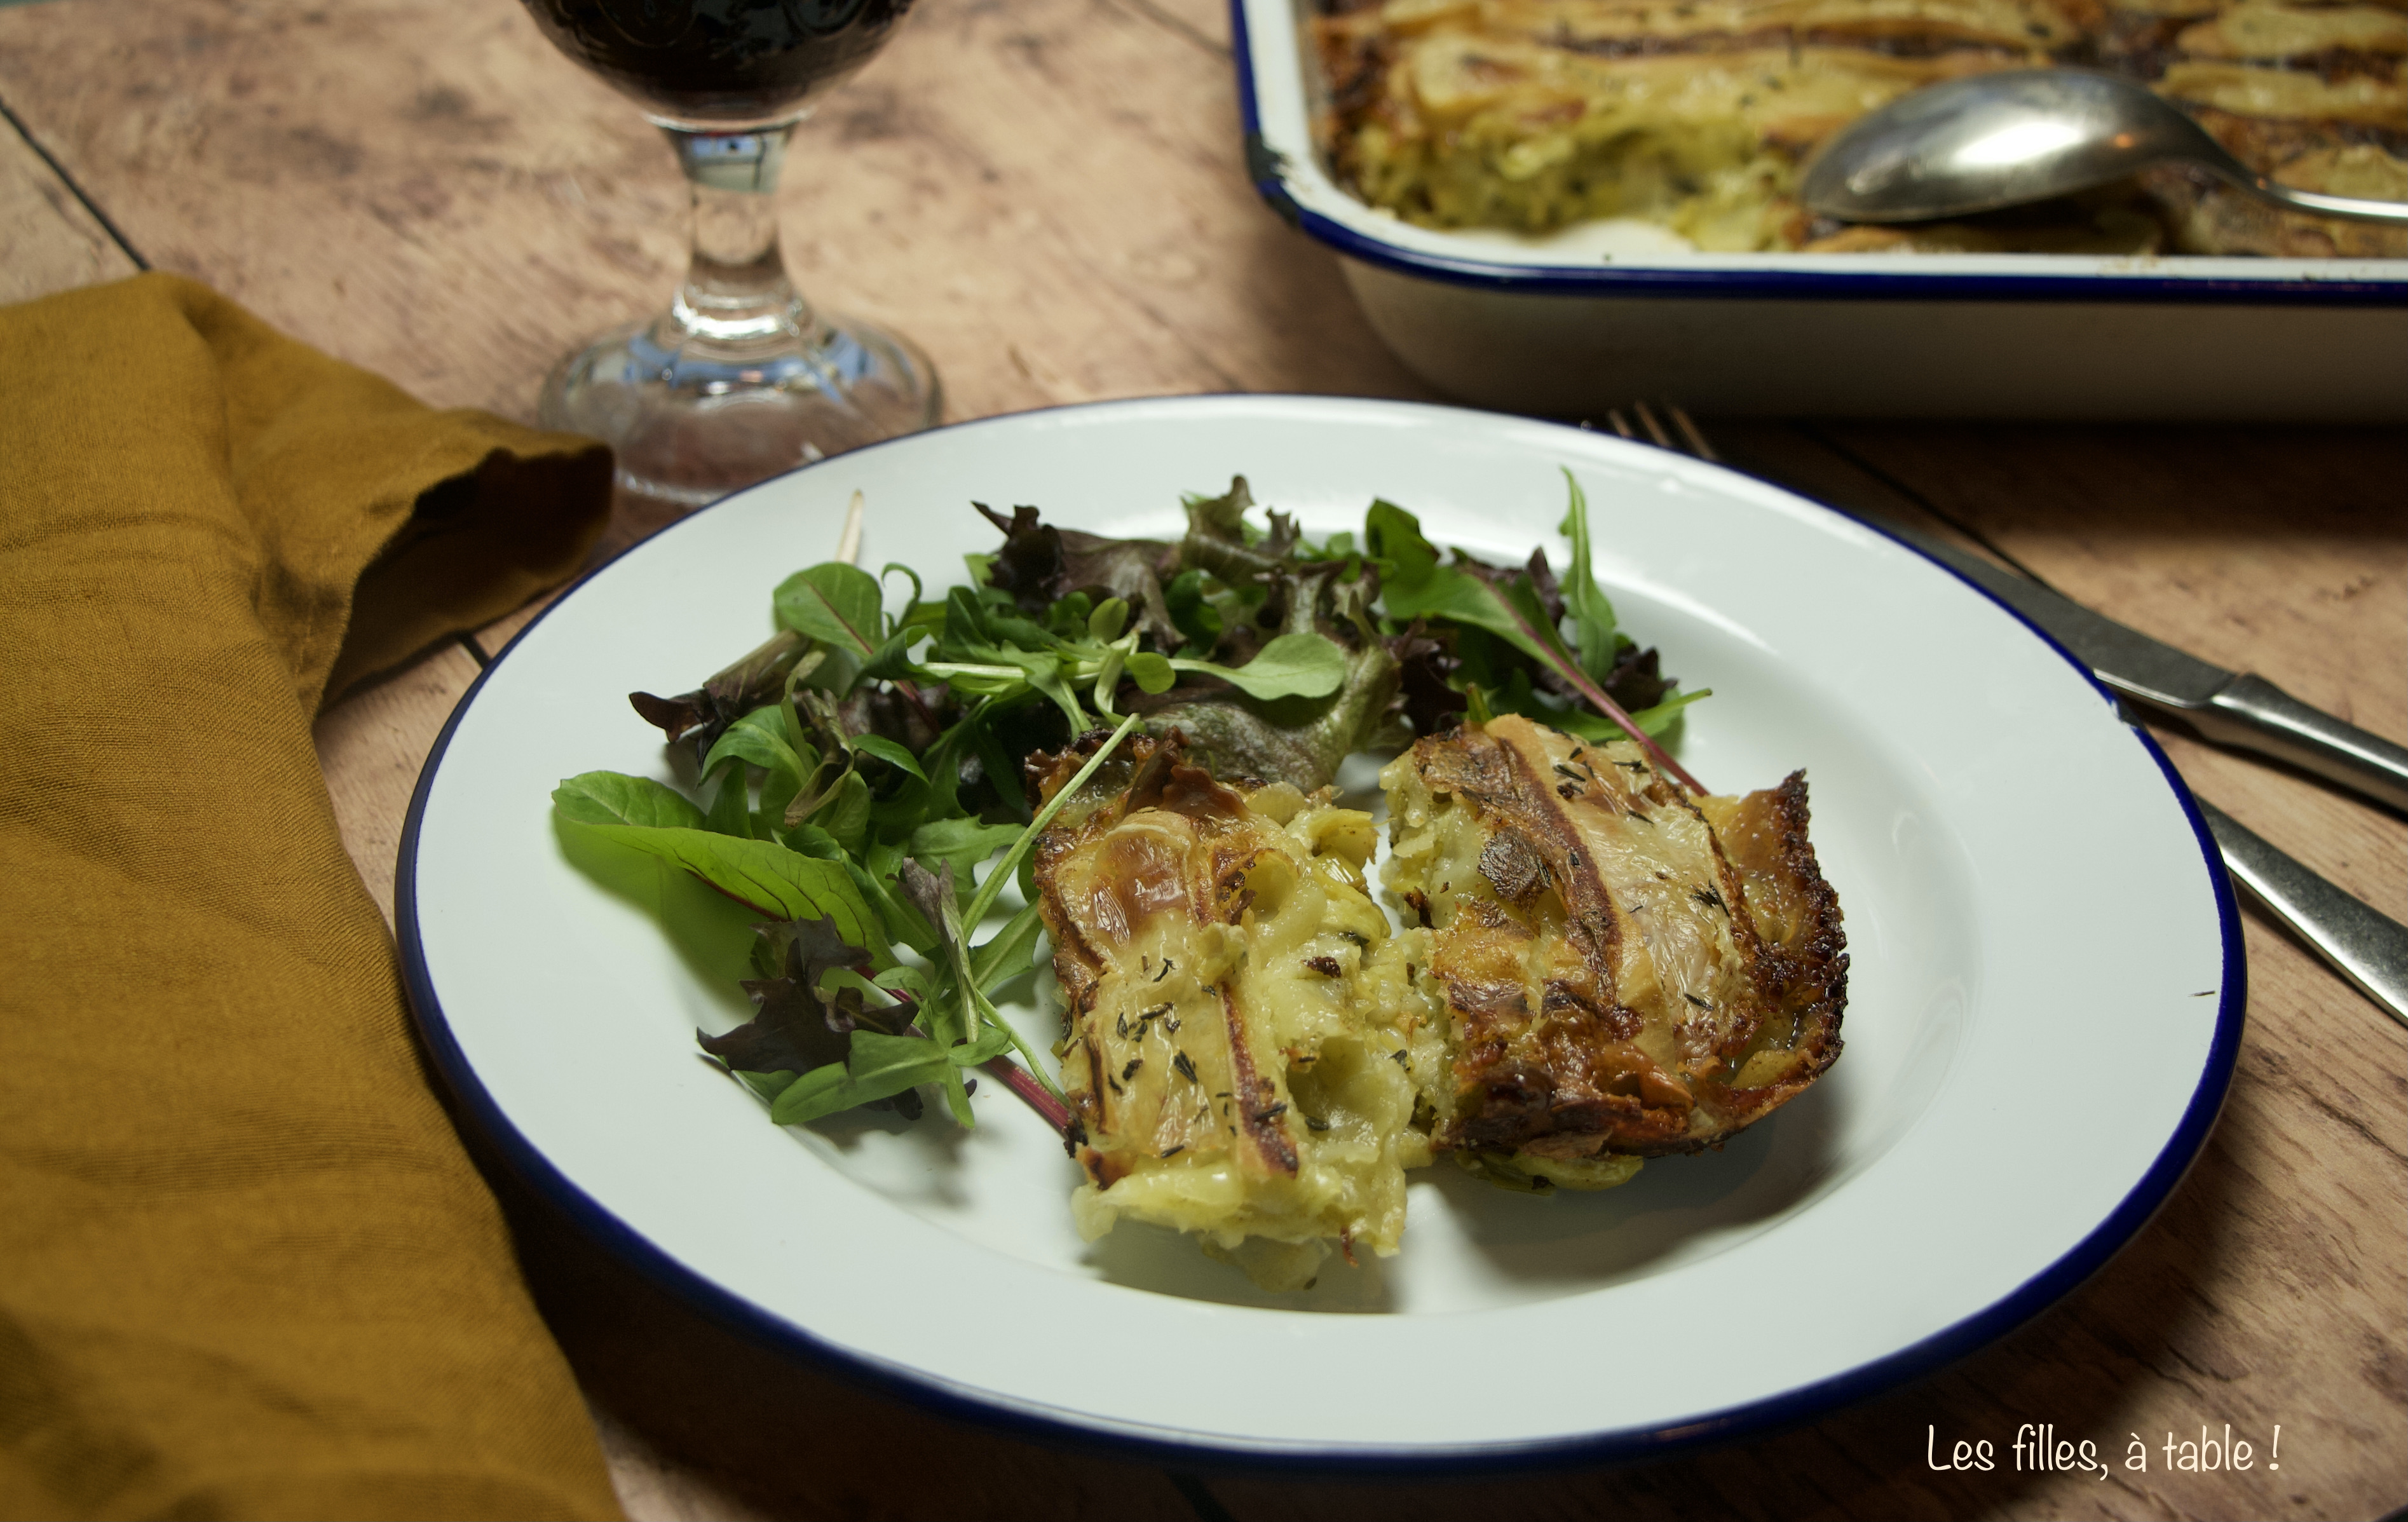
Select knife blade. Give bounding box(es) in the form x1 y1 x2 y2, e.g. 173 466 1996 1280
1876 520 2408 816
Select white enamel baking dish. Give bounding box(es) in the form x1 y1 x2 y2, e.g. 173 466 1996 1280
1233 0 2408 419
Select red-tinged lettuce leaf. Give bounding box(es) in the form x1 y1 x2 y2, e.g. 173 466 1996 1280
629 629 808 759
1603 642 1672 714
1387 619 1467 734
836 684 947 758
1181 477 1300 588
1521 547 1567 629
976 503 1183 649
554 771 884 948
707 915 924 1120
974 503 1063 613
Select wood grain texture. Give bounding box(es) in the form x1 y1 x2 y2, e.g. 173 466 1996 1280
311 642 484 928
0 0 1427 426
4 0 2403 1517
0 106 138 302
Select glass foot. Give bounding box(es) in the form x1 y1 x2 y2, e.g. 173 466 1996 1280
539 311 942 506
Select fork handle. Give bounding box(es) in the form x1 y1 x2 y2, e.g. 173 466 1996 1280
2173 674 2408 817
2200 799 2408 1029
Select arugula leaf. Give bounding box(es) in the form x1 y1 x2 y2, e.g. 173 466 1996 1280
554 773 885 946
1554 472 1622 683
907 817 1023 892
848 733 927 781
774 562 885 659
1364 499 1438 588
768 1029 955 1126
969 899 1048 988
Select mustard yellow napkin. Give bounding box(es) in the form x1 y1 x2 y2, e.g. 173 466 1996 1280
0 273 623 1519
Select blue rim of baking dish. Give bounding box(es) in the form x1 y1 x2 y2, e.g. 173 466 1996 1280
395 395 2247 1475
1228 0 2408 308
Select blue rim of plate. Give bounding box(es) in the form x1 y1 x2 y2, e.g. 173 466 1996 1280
395 395 2247 1474
1227 0 2408 309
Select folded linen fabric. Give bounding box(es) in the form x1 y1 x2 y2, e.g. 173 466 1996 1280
0 273 623 1519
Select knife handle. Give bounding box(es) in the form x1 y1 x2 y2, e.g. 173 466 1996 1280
2200 799 2408 1029
2172 674 2408 817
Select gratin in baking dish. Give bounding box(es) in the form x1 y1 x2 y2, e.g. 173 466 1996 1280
1234 0 2408 418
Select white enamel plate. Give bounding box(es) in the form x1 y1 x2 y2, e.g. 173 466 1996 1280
399 397 2240 1466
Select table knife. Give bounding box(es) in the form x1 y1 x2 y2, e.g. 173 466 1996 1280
2200 801 2408 1028
1876 521 2408 816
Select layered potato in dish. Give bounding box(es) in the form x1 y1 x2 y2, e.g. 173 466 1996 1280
1312 0 2408 255
1031 716 1846 1286
1030 731 1440 1291
1382 716 1846 1186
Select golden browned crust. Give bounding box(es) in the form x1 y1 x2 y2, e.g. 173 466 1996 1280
1311 0 2407 256
1028 730 1279 1183
1398 717 1846 1158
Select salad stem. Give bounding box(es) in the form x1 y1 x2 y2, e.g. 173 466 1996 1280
972 979 1069 1106
984 1057 1075 1136
1493 594 1706 794
959 712 1143 932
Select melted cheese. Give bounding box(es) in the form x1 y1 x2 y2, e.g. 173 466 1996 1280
1038 763 1438 1291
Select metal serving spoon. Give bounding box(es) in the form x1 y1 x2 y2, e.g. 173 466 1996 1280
1801 69 2408 226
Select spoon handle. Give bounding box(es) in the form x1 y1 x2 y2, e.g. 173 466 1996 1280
2224 170 2408 226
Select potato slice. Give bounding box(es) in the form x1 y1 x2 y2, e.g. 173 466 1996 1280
1381 716 1846 1166
1030 733 1438 1289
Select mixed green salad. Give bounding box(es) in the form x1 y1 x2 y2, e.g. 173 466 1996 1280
551 476 1706 1137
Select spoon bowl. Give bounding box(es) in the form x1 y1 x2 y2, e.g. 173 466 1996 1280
1800 69 2408 226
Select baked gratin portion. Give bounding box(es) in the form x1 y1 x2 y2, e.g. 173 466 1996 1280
1382 716 1846 1182
1314 0 2408 256
1030 731 1438 1290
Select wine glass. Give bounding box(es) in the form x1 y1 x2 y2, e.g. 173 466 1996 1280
521 0 941 504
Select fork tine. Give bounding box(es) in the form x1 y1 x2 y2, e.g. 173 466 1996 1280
1666 405 1720 463
1605 408 1636 440
1632 402 1676 449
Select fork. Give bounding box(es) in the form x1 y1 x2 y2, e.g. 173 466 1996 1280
1626 405 2408 1029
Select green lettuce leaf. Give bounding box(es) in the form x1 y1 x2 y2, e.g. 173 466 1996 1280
774 562 885 659
554 772 884 948
1171 631 1347 700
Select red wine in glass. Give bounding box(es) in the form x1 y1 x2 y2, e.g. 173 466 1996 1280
522 0 941 503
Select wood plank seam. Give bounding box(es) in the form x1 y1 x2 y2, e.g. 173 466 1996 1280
0 92 146 271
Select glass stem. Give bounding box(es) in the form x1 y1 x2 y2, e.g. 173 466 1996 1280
659 123 816 351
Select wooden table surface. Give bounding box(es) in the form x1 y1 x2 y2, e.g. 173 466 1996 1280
4 1 2402 1516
